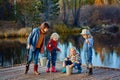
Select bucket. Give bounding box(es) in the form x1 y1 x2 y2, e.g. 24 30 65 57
40 57 47 67
66 65 72 75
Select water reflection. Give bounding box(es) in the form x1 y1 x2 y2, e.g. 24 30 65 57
0 38 27 67
0 33 120 68
57 42 120 68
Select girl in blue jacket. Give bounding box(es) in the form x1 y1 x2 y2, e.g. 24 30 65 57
81 29 94 75
25 22 50 75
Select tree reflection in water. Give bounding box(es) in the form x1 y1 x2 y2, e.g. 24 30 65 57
0 38 26 67
0 33 120 68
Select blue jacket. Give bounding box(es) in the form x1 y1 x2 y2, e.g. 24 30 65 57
83 37 94 52
27 28 42 51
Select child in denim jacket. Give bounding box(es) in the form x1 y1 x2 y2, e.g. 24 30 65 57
61 47 82 73
46 32 61 73
81 29 94 75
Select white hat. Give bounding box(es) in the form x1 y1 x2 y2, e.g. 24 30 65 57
81 29 91 35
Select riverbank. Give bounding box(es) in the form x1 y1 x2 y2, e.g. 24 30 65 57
0 21 120 38
0 22 82 38
0 62 120 80
0 27 32 38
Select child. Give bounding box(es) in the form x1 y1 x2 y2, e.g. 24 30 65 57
81 29 94 75
46 32 61 73
25 22 49 75
61 47 82 74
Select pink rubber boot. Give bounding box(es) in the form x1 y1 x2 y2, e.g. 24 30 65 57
52 66 57 72
46 68 50 73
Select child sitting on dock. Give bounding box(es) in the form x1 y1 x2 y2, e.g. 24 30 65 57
61 47 82 74
46 32 61 73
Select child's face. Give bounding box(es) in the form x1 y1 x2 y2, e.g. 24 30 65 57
53 37 58 41
70 49 76 56
43 28 48 33
41 27 48 34
82 34 88 39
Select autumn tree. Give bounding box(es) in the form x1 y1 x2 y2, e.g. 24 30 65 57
60 0 94 27
95 0 120 6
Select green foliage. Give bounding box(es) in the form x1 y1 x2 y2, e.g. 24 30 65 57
16 0 42 27
39 0 60 21
81 0 94 5
53 23 82 34
53 24 69 33
0 0 15 20
50 0 60 18
14 0 60 26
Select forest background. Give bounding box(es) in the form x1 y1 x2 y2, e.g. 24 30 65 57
0 0 120 38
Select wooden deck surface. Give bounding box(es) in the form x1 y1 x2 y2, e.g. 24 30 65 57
0 62 120 80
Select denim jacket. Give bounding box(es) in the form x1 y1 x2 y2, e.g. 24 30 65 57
83 37 94 52
27 28 43 51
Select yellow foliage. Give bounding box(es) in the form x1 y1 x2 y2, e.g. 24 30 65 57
95 0 103 6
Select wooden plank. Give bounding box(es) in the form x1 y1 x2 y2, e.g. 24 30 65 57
0 62 120 80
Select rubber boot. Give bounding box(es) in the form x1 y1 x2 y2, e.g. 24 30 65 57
51 66 57 72
77 67 82 74
46 68 50 73
24 64 29 74
86 67 89 74
88 68 93 75
34 65 40 75
61 67 66 73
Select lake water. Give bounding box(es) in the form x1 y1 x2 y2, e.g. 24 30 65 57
0 33 120 68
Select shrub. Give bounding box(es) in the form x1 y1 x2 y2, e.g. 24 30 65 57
17 27 32 37
80 5 120 27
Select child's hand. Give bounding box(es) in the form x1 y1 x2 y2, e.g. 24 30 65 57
64 57 69 61
70 64 74 68
27 44 31 49
49 44 51 47
57 48 61 52
86 39 89 44
64 58 68 61
76 61 80 64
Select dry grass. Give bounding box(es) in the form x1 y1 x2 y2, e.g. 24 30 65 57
17 27 32 37
0 27 32 38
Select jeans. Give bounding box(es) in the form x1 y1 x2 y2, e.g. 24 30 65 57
27 48 40 65
65 60 81 70
47 49 57 68
84 47 93 67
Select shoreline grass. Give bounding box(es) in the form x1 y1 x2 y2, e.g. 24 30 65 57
0 27 32 38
